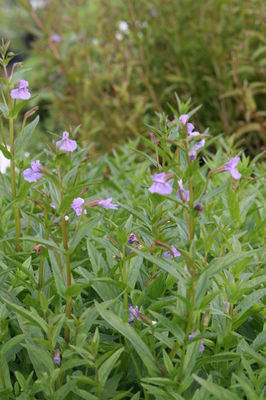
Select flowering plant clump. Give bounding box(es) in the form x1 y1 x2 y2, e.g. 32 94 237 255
0 44 265 400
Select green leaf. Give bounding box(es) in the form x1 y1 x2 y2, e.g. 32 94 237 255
15 115 39 156
0 103 9 118
95 302 159 375
0 334 25 358
0 295 48 333
0 144 11 159
48 250 66 297
9 100 27 119
65 284 84 298
54 380 77 400
193 375 241 400
98 347 124 387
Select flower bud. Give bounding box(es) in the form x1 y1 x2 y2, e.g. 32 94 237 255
54 349 61 366
195 203 203 212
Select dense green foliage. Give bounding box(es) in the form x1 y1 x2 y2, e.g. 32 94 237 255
0 38 265 398
1 0 266 153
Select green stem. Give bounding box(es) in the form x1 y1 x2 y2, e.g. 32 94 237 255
177 279 195 382
0 364 6 390
122 244 128 320
39 208 50 288
95 363 102 400
62 215 72 343
184 141 195 240
5 67 22 251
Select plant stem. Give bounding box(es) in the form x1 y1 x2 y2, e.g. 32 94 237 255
122 244 128 320
177 279 195 382
62 215 72 343
4 65 22 252
39 208 49 288
10 118 21 251
184 141 195 240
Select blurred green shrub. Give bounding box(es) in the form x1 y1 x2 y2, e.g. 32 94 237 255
9 0 266 153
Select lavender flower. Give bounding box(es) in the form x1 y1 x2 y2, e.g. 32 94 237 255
199 339 205 353
51 33 61 42
129 305 142 324
11 80 31 100
98 197 118 210
179 114 189 125
51 202 56 209
71 197 87 216
148 173 173 195
56 131 77 152
187 123 200 137
54 349 61 366
189 139 205 160
224 157 241 180
23 160 43 182
128 232 139 244
188 330 196 340
176 179 190 203
163 245 181 258
248 316 253 322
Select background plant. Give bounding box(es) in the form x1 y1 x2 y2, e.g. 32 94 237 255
1 0 265 155
0 44 265 399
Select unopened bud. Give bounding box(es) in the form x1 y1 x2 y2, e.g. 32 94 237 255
24 106 39 120
195 203 203 212
53 349 61 366
33 244 43 254
150 132 159 146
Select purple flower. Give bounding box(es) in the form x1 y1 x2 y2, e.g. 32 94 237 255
148 173 172 195
187 123 200 137
129 304 141 324
71 197 87 216
23 160 43 182
98 197 118 210
51 33 61 43
199 339 205 353
56 131 77 152
179 114 189 125
11 80 31 100
128 232 139 244
248 316 253 322
176 179 190 203
188 330 196 340
189 139 205 160
224 157 241 180
54 349 61 366
51 202 56 209
163 245 181 259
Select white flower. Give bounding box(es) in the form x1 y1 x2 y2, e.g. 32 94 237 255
118 21 129 33
115 33 123 41
0 146 10 174
30 0 46 9
64 215 69 221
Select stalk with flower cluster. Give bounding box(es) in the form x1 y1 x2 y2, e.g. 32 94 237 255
0 43 33 251
147 107 242 381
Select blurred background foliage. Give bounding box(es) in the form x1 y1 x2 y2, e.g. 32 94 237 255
1 0 266 155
